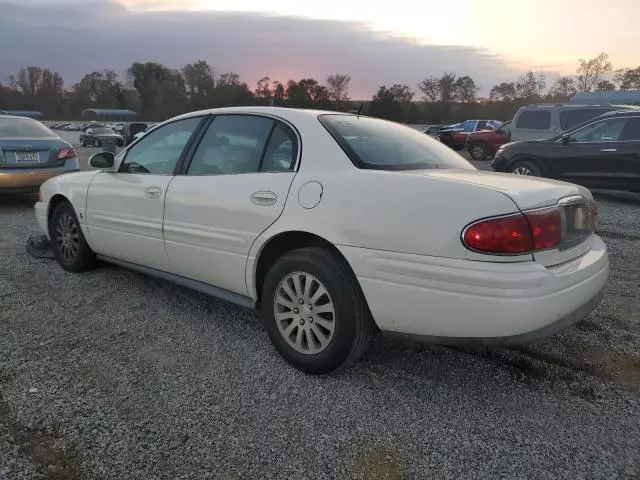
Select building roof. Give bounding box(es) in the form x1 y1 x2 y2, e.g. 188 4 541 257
82 108 137 118
0 110 44 118
570 90 640 105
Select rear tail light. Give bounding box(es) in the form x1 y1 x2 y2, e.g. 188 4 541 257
463 208 562 255
58 147 77 160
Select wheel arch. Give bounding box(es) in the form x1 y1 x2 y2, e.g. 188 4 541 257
47 194 71 229
508 155 547 176
251 230 371 316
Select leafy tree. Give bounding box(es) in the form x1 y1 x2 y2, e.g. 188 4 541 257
455 75 479 102
368 84 413 122
285 79 331 108
576 53 612 92
417 76 439 102
254 76 273 105
326 74 351 106
595 80 616 91
489 82 517 101
516 71 541 99
614 66 640 90
548 76 577 99
73 70 125 108
181 60 215 109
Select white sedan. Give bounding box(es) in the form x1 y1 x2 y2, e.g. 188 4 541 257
34 107 609 374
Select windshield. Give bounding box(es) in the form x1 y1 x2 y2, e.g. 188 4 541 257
0 117 56 138
92 128 113 134
319 114 475 171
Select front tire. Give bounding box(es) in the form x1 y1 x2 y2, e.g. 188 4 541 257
49 201 96 273
261 247 374 374
508 159 542 177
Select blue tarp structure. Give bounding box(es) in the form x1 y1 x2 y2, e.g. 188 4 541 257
570 90 640 105
82 108 137 119
0 110 44 118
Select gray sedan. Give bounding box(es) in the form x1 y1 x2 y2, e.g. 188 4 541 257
0 115 80 193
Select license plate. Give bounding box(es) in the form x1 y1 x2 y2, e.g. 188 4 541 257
15 152 40 163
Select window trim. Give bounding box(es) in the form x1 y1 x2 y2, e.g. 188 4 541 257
116 115 208 175
514 110 552 130
178 113 302 176
562 116 637 144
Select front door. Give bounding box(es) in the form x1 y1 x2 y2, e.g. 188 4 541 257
163 114 299 296
85 116 205 270
553 116 630 189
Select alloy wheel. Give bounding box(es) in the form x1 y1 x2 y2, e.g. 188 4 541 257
512 166 533 175
274 272 336 355
55 213 80 262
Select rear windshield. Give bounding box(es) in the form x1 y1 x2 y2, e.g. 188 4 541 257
91 128 112 134
129 123 147 134
0 117 55 138
319 114 475 171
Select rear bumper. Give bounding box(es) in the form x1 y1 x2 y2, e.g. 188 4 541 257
338 235 609 343
0 159 80 191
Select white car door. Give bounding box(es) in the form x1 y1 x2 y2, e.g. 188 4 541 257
163 114 299 296
85 116 205 270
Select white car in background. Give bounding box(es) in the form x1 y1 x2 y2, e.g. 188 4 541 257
34 107 609 373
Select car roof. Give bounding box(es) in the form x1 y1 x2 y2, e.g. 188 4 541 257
174 106 344 123
593 108 640 118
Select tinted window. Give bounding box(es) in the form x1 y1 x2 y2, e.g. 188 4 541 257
572 118 627 142
620 117 640 141
319 114 475 171
187 115 274 175
91 128 112 134
460 120 477 132
515 110 551 130
559 109 610 130
119 117 202 174
0 117 55 138
260 123 298 172
477 120 488 130
129 123 147 135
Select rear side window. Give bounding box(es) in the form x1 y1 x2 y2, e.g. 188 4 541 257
559 109 610 130
319 114 475 171
515 110 551 130
621 117 640 141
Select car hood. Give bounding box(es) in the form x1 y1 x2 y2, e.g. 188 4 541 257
416 169 592 211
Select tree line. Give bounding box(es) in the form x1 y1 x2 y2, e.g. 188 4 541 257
0 53 638 124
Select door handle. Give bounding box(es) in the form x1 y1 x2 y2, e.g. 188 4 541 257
600 148 617 152
144 186 162 199
250 191 278 206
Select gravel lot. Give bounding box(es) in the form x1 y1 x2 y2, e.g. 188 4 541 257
1 134 639 479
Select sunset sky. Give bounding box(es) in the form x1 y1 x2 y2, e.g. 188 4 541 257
1 0 638 97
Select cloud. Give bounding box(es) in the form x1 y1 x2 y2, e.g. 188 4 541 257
0 0 523 98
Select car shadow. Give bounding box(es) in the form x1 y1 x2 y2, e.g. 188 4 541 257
0 193 36 210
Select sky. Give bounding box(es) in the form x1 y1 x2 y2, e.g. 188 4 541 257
1 0 638 98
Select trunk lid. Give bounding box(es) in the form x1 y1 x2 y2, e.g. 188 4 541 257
424 169 595 266
0 138 69 169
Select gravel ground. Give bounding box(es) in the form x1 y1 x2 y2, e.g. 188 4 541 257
1 141 639 479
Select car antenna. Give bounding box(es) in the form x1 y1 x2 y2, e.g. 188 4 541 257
356 103 364 117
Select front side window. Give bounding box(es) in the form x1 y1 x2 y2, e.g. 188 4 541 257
319 114 475 171
571 118 627 142
119 117 203 174
187 115 275 175
620 118 640 141
460 120 477 132
515 110 551 130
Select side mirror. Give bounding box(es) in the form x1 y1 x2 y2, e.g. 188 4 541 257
89 151 115 169
560 134 574 145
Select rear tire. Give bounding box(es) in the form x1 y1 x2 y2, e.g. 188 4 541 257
469 142 487 161
261 247 375 374
49 201 96 273
508 159 542 177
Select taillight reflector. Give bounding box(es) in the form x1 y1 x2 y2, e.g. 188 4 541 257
58 147 76 160
463 208 562 255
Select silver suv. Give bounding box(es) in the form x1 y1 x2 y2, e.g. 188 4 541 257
509 103 636 142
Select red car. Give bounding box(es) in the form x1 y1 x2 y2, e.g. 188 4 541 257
465 121 512 161
436 119 503 151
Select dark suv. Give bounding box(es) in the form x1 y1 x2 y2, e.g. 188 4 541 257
492 109 640 192
122 122 148 146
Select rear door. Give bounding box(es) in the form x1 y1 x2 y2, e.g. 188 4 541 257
163 114 299 296
617 117 640 191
